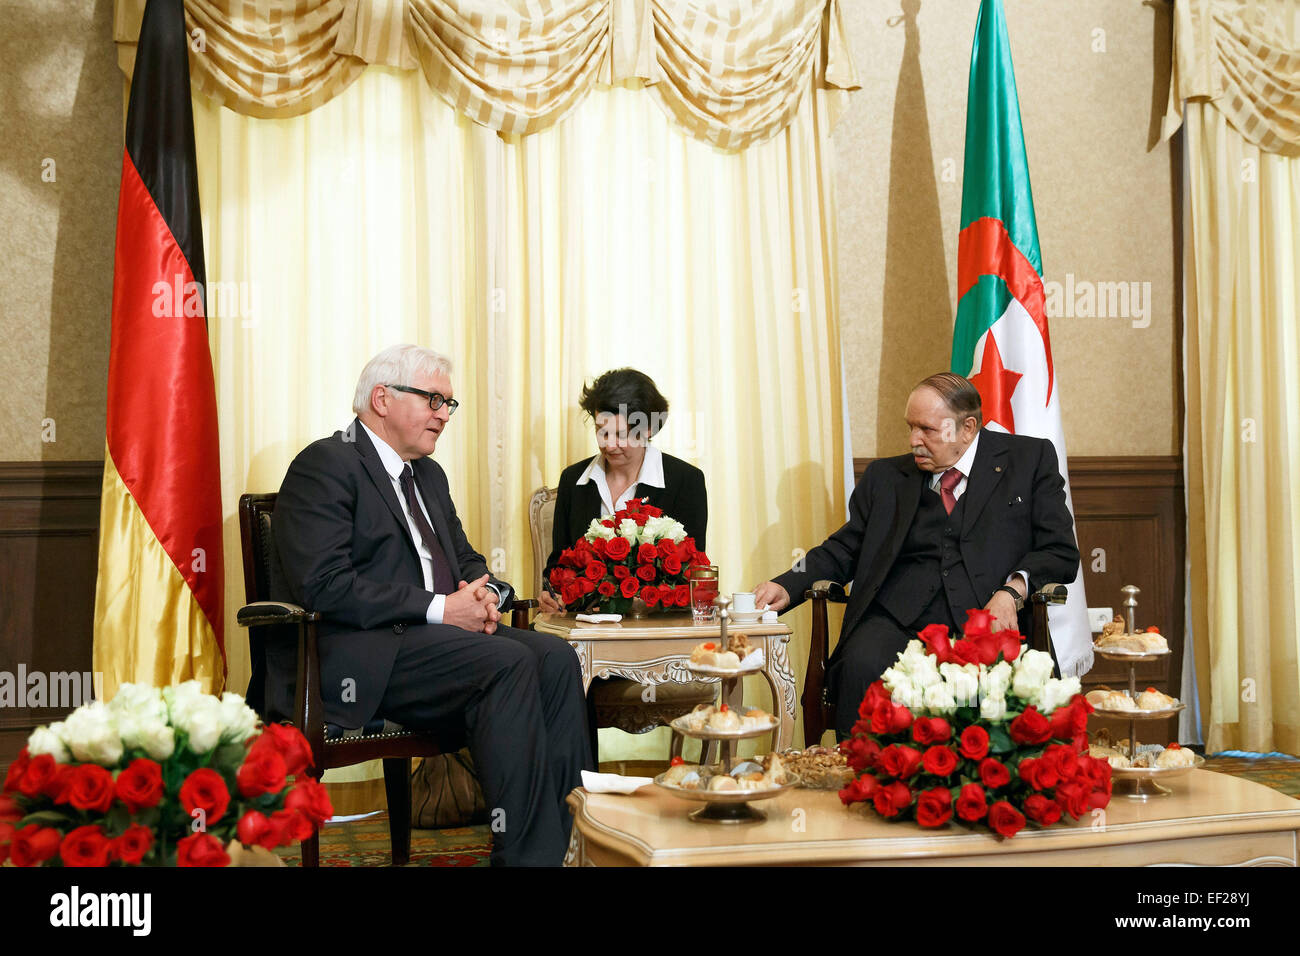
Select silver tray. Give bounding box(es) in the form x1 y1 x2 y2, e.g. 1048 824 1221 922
1110 752 1204 778
670 712 778 739
1089 702 1185 720
685 661 765 679
1092 644 1172 663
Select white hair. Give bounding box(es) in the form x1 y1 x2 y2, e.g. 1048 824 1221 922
352 344 454 416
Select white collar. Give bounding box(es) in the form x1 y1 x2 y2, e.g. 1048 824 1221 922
929 432 981 487
358 419 409 481
576 443 665 490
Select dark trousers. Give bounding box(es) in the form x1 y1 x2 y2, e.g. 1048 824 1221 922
829 593 960 741
375 623 592 866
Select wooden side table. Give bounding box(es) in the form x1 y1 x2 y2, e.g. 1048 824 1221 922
533 612 798 752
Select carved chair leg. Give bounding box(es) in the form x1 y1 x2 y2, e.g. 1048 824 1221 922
383 757 413 867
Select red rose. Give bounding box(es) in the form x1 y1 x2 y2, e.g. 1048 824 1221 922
0 823 14 864
1009 706 1052 745
548 567 565 589
859 680 891 718
589 537 607 557
1055 781 1090 819
955 783 988 821
679 537 697 557
916 623 952 663
597 580 616 597
1023 793 1063 826
963 608 995 638
978 757 1011 790
180 768 231 825
640 586 661 607
872 781 912 818
1045 743 1079 781
1087 788 1110 811
237 747 287 799
0 793 22 823
585 560 607 581
674 585 690 607
237 810 276 850
637 543 658 564
67 764 115 814
869 700 913 735
642 504 662 517
613 564 630 580
600 519 614 528
16 753 57 798
60 824 113 868
604 537 631 561
657 539 677 559
921 745 958 777
916 787 953 827
958 725 990 760
577 577 596 595
4 748 30 792
561 582 581 605
876 745 922 780
912 717 952 745
636 565 656 582
633 513 649 526
284 776 334 827
176 832 230 867
114 758 165 813
270 808 314 846
112 824 153 865
619 577 640 599
837 774 880 806
949 639 981 667
972 632 1001 665
47 764 77 803
9 824 61 867
663 556 683 575
840 736 881 773
988 800 1026 838
259 723 316 776
997 628 1022 662
691 551 710 567
1017 756 1045 790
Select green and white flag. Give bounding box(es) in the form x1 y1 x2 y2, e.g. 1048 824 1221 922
953 0 1092 676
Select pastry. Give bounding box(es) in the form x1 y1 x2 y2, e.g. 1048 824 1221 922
726 632 756 659
763 752 789 786
1136 687 1178 710
689 642 741 669
740 707 773 730
1095 625 1169 654
735 772 768 790
661 762 700 786
1155 745 1196 768
708 775 739 792
706 705 742 732
1086 689 1137 711
683 703 713 732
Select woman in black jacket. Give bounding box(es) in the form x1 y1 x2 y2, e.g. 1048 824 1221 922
539 369 707 611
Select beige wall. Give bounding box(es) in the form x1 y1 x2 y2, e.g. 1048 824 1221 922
835 0 1178 458
0 0 119 462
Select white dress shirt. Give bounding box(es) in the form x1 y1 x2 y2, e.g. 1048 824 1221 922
575 443 666 515
927 433 1027 595
359 421 500 624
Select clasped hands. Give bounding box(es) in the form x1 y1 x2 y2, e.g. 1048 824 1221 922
444 573 502 634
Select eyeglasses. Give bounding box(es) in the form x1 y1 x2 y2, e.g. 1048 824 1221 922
386 384 460 416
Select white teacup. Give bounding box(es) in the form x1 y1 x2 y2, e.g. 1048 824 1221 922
731 592 757 614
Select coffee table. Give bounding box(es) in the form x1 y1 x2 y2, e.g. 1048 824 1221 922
564 770 1300 866
533 611 797 751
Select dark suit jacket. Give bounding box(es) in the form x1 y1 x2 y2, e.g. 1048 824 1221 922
774 429 1078 639
268 419 513 726
544 451 708 581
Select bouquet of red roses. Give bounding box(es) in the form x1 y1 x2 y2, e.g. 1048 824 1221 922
548 498 710 614
0 682 332 867
837 609 1110 838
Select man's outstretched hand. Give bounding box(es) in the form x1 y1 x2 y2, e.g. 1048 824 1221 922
752 581 790 613
444 574 501 634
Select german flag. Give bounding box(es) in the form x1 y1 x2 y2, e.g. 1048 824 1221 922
94 0 224 697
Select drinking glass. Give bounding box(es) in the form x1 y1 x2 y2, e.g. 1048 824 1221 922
688 565 719 625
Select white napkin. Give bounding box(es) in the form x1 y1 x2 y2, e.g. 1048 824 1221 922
581 770 654 794
575 613 622 623
738 648 765 669
760 609 779 623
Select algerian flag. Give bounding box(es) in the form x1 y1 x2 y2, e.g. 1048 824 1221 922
952 0 1092 677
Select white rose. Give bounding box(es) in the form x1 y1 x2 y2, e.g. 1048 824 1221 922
27 723 70 763
108 682 168 723
909 655 943 689
617 518 640 540
62 701 124 766
923 681 957 715
643 516 686 544
980 693 1008 721
893 683 925 712
119 714 176 761
1014 649 1055 686
1011 670 1043 707
880 665 909 695
219 692 260 744
980 660 1013 699
1038 676 1082 716
585 519 615 540
177 697 224 754
939 662 980 707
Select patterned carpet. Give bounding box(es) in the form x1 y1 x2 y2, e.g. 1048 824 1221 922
282 752 1300 866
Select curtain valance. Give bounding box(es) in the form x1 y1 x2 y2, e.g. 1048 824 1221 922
1163 0 1300 156
115 0 859 149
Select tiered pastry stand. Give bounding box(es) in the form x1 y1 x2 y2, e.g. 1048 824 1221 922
653 597 798 823
1091 585 1203 799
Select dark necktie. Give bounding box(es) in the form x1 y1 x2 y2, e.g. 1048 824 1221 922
399 463 455 595
939 468 963 515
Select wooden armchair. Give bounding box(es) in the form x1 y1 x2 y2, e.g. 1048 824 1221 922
802 581 1068 747
525 487 715 761
236 493 533 866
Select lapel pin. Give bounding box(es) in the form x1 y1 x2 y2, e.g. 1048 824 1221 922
994 466 1002 473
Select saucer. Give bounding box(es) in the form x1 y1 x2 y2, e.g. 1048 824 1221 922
728 608 764 623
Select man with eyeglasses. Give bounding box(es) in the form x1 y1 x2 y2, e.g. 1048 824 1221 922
271 344 591 866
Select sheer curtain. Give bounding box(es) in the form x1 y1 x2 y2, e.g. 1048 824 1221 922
194 65 848 785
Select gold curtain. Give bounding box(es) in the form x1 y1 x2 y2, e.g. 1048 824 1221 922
1164 0 1300 753
193 64 848 770
115 0 858 147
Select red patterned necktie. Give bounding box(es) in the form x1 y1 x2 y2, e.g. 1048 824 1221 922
939 468 963 515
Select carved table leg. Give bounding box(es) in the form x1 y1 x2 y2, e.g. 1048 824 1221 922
761 635 797 751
